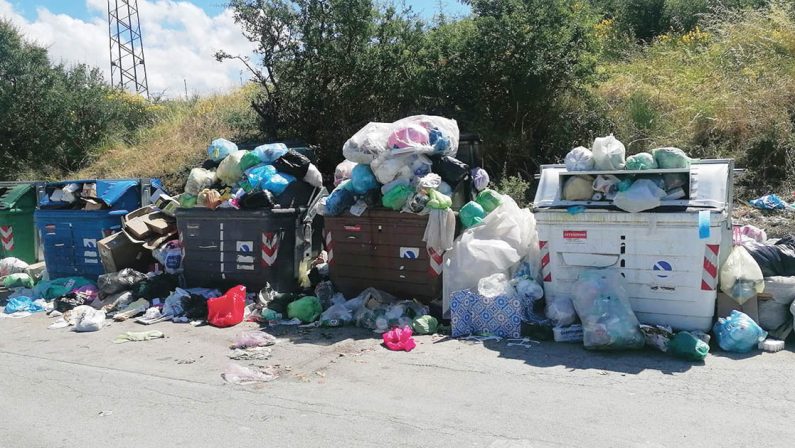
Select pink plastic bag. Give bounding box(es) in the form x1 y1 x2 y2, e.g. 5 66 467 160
207 285 246 328
382 326 417 352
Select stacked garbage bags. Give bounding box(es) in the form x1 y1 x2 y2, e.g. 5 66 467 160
319 115 495 232
181 139 323 211
562 135 692 213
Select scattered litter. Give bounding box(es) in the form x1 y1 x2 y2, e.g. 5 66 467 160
114 330 165 344
382 326 416 352
506 338 539 348
228 347 272 361
222 363 278 384
759 338 785 353
230 331 277 349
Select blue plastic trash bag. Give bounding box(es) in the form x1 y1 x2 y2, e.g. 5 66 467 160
253 143 289 164
208 138 238 162
4 296 44 314
749 194 791 210
429 128 452 154
325 187 356 216
350 164 379 194
245 164 276 187
713 310 767 353
261 172 295 196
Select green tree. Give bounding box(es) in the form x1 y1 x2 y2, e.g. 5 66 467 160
0 20 153 179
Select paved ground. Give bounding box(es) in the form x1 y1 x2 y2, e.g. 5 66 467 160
1 314 793 448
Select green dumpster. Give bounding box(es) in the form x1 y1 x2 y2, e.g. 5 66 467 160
0 183 38 263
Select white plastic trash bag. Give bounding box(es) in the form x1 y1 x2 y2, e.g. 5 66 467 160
564 146 594 172
185 168 216 196
612 179 666 213
443 197 539 316
72 306 106 332
389 115 460 157
545 296 577 327
0 257 29 277
342 122 392 164
592 134 626 170
720 246 764 304
371 154 412 185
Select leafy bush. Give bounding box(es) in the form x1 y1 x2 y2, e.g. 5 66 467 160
0 20 155 180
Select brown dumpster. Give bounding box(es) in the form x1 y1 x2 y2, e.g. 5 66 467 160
324 209 448 303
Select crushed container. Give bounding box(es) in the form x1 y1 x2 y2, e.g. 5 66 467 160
533 159 734 331
0 182 39 263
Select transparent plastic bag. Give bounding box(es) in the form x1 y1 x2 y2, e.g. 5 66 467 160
207 138 238 162
343 122 392 164
334 160 356 186
592 134 626 170
612 179 666 213
571 270 645 350
564 146 594 172
216 150 246 186
713 310 767 353
625 152 657 170
545 296 577 326
185 168 216 196
252 143 288 164
719 246 765 304
652 147 691 169
391 115 459 157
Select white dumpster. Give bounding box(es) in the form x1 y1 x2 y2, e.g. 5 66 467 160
533 159 734 331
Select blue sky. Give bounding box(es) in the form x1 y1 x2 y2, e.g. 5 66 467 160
12 0 470 21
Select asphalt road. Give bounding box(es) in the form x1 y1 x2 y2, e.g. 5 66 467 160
1 314 793 448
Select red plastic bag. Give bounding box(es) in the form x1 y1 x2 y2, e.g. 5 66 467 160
382 326 416 352
207 285 246 328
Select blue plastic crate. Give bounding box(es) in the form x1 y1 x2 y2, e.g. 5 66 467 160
35 179 143 279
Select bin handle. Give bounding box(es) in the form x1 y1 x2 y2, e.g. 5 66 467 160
199 245 218 249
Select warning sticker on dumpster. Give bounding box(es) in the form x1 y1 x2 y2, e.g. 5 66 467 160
344 225 361 232
400 247 420 259
563 230 587 242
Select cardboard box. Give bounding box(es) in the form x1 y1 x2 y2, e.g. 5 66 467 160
716 292 759 323
98 231 155 273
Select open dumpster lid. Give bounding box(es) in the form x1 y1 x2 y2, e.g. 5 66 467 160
533 159 734 212
40 179 139 207
0 183 35 210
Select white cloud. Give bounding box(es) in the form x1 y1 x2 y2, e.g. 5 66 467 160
0 0 258 98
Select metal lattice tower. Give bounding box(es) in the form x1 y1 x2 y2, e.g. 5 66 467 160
108 0 149 98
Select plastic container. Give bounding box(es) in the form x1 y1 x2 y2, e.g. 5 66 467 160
176 188 325 292
35 179 150 279
0 182 39 263
324 209 459 303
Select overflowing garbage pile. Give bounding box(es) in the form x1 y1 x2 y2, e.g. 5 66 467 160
562 135 693 213
180 139 323 210
319 115 497 233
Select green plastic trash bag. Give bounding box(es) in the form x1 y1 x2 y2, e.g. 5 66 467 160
668 331 709 361
652 147 691 169
625 152 657 171
427 189 452 210
476 189 503 213
179 194 197 208
382 184 413 210
460 201 486 228
3 273 34 289
287 296 322 323
239 151 262 171
411 315 438 335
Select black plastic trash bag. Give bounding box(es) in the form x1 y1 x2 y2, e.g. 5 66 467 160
273 149 311 179
240 190 276 210
745 235 795 277
431 156 469 188
97 268 147 297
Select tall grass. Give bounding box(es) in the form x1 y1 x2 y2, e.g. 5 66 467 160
596 2 795 194
76 84 260 192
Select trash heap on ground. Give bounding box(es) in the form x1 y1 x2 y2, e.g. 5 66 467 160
3 128 795 371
